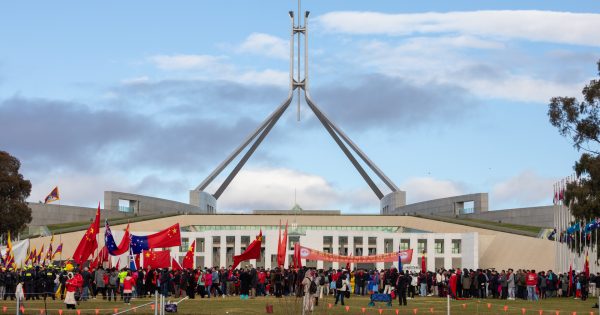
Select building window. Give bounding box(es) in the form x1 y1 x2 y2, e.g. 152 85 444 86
452 240 461 254
384 239 393 253
180 238 189 252
417 239 427 254
434 239 444 254
368 237 377 246
400 239 410 251
196 238 205 252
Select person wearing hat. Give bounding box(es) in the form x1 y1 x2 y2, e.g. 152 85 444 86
64 272 78 309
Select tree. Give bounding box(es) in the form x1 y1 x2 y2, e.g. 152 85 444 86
548 60 600 221
548 60 600 155
0 151 32 236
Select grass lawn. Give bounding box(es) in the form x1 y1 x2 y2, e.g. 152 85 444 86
3 296 598 315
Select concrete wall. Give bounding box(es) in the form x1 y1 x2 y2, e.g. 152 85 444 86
28 203 129 227
29 214 557 271
390 193 489 216
461 206 556 228
104 191 209 216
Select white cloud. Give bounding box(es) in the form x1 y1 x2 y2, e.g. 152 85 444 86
146 53 288 87
401 177 465 204
317 10 600 46
492 170 556 206
28 172 135 207
237 33 289 59
148 54 226 71
121 76 150 85
209 167 339 211
347 39 587 103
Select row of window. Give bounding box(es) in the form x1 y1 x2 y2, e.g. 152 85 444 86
179 237 462 255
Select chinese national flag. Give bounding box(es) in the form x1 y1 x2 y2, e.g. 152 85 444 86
172 257 183 271
73 203 101 264
232 230 262 270
143 250 171 269
182 240 196 269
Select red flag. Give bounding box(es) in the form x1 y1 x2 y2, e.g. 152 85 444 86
232 230 262 270
111 224 131 256
585 251 590 278
73 203 101 264
143 250 171 269
568 262 573 296
277 221 288 267
182 240 196 269
171 257 183 271
98 246 109 263
89 255 99 270
135 254 140 270
421 254 426 273
277 221 282 266
115 257 120 270
130 223 181 253
293 244 302 269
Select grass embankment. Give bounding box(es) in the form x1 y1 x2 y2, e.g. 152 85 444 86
3 295 596 315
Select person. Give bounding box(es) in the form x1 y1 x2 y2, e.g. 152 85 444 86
302 270 316 312
94 267 106 300
507 269 516 300
239 267 251 300
274 268 283 298
418 272 427 297
0 268 7 300
477 270 487 298
335 273 347 306
107 268 119 301
123 271 135 305
462 269 471 298
526 269 538 301
64 272 79 309
384 268 397 295
396 270 409 306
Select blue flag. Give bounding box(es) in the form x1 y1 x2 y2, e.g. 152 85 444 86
398 252 403 272
129 249 137 271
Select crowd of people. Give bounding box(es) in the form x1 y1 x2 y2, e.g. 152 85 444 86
0 264 597 311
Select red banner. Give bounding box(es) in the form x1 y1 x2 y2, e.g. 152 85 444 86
297 245 413 264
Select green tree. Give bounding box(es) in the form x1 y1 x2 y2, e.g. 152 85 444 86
0 151 32 236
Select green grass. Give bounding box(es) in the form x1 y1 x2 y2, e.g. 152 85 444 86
44 213 180 235
3 296 597 315
459 218 543 234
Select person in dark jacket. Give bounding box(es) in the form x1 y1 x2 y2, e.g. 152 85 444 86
396 271 409 306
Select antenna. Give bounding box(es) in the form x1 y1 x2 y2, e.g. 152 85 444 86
193 1 401 210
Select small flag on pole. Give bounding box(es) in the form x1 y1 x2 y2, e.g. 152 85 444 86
44 186 60 204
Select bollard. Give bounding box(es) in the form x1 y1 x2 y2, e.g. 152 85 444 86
154 290 159 315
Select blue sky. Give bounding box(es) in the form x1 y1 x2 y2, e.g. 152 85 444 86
1 1 599 213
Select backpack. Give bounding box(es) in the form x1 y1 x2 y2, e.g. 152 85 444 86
309 278 318 294
319 277 325 286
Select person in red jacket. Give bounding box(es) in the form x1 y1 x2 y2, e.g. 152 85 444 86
64 272 79 309
525 270 538 301
123 271 135 305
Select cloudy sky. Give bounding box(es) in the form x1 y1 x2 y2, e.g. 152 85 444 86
1 1 599 213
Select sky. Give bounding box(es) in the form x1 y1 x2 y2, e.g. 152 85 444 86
1 1 599 213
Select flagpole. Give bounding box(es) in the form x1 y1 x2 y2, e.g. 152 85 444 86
554 183 559 272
